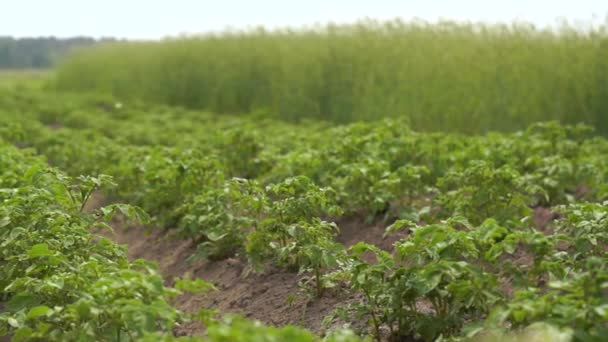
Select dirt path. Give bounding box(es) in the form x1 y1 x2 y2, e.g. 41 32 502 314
98 224 342 335
89 195 398 336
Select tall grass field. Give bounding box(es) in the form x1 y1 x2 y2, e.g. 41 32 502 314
54 19 608 134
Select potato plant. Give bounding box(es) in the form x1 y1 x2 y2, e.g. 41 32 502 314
437 161 539 225
0 141 355 341
178 178 264 260
245 177 345 296
484 257 608 341
0 144 182 341
331 220 500 342
3 87 608 341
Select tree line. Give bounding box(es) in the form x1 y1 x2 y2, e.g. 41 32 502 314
0 37 116 69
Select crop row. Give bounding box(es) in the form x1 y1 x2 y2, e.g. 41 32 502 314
1 88 607 340
0 139 366 341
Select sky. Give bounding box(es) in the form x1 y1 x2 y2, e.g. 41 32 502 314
2 0 607 39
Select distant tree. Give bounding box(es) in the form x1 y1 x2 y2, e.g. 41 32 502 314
0 36 116 69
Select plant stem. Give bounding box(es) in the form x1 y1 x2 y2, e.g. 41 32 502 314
315 266 323 298
364 292 382 342
80 187 96 212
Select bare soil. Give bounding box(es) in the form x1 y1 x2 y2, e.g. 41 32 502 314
90 194 394 336
533 206 559 232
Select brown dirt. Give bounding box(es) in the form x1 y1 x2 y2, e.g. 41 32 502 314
490 206 564 298
90 195 394 337
337 215 406 250
97 222 374 336
47 122 63 130
533 206 559 232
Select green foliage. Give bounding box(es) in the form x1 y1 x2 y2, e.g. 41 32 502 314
0 141 358 341
125 148 225 226
437 161 537 225
0 144 181 341
332 233 499 342
178 178 264 260
3 87 608 341
245 177 344 286
55 20 608 134
205 315 318 342
139 315 365 342
485 258 608 341
555 202 608 260
174 277 216 295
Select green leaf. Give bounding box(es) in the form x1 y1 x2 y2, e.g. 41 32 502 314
594 304 608 318
101 203 150 223
23 165 43 183
174 277 217 294
7 317 19 328
27 244 52 258
384 219 415 237
13 326 33 342
26 306 51 320
207 231 227 242
7 293 38 311
0 216 10 228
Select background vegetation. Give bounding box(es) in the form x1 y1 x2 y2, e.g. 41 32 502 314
0 37 114 69
54 19 608 134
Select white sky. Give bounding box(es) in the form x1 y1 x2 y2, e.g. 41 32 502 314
2 0 607 39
